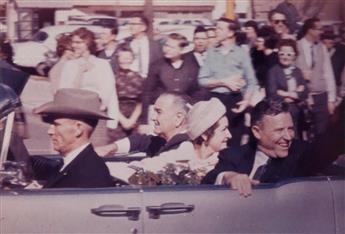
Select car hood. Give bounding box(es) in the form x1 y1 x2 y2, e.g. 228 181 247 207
12 42 50 67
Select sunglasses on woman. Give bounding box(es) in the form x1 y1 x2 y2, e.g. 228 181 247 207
273 20 287 25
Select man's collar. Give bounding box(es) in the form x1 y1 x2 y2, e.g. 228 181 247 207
171 60 183 69
214 44 236 54
60 142 90 171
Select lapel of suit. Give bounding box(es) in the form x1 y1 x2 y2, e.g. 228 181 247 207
261 141 300 182
243 142 257 174
44 145 93 188
44 169 67 188
157 133 189 155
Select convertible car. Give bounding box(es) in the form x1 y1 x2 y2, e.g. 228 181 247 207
1 122 344 233
1 175 343 234
0 82 344 234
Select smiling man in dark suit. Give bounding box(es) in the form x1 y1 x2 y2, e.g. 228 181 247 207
34 88 114 188
203 100 343 196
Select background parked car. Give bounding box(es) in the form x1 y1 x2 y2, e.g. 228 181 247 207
11 24 129 75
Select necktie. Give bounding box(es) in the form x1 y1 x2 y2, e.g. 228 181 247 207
310 44 315 68
253 160 270 180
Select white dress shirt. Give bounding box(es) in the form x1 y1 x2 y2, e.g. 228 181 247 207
214 150 270 184
130 36 150 78
248 150 270 179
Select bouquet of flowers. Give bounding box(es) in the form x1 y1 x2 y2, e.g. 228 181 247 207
127 162 207 186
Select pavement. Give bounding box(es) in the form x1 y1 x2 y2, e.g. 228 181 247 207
20 77 109 155
20 77 54 155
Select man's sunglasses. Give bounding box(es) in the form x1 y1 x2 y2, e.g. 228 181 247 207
273 20 287 25
278 52 295 57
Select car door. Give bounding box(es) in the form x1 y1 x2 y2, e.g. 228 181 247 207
141 178 336 233
1 187 142 234
329 178 345 234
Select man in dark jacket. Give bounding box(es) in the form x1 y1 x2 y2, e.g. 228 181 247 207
202 99 342 196
95 92 190 158
34 88 114 188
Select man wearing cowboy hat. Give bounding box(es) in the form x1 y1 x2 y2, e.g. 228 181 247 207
34 88 114 188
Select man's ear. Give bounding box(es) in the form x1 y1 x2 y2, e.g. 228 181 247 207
251 125 261 140
175 112 185 128
74 121 83 137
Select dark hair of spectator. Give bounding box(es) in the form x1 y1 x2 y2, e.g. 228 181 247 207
194 25 207 35
0 39 14 64
217 17 240 32
244 20 259 35
321 31 336 40
56 34 73 57
72 27 96 55
130 13 149 28
268 9 287 22
193 121 219 146
251 99 290 127
116 42 133 55
299 18 321 39
105 26 119 36
236 31 248 46
103 21 119 35
257 25 279 49
167 33 189 48
276 38 299 57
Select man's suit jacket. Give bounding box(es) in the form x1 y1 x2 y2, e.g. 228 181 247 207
148 39 164 67
202 140 312 184
128 133 190 157
184 51 201 68
125 36 164 70
44 144 114 188
330 43 345 86
97 49 118 74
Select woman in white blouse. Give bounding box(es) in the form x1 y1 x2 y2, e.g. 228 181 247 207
57 27 119 130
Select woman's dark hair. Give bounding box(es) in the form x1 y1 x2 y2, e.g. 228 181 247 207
56 34 73 57
116 42 133 56
167 33 189 48
193 121 219 146
113 42 134 73
276 38 299 56
72 27 96 55
244 20 259 35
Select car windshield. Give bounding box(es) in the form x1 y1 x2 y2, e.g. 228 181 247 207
0 118 5 154
31 31 48 42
